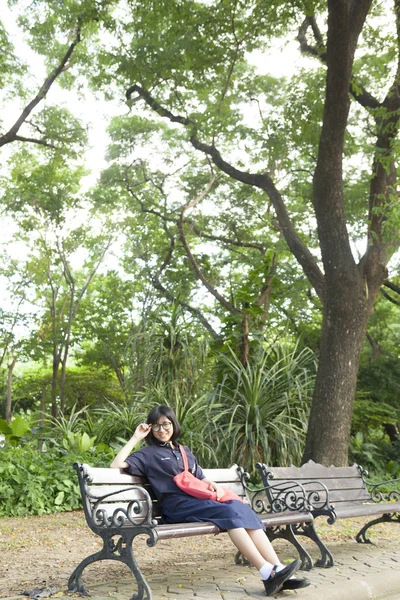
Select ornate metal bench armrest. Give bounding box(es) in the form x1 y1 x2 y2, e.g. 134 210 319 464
238 466 311 514
87 486 156 529
359 468 400 503
296 479 333 512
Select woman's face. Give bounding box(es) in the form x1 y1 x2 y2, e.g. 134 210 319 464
151 415 174 444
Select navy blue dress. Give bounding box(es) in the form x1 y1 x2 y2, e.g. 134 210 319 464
125 442 264 531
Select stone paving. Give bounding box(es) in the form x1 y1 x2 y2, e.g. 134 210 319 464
3 538 400 600
32 539 400 600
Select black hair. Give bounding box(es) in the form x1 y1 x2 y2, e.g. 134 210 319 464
145 405 181 445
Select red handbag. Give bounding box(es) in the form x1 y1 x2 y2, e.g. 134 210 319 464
173 445 243 503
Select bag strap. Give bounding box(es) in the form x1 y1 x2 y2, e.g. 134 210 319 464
178 444 189 472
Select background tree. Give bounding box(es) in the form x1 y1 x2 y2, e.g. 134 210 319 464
84 0 400 465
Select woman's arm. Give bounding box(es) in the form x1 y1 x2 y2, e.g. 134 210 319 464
110 423 151 469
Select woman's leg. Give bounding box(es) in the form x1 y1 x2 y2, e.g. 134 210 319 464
227 528 276 570
246 529 280 565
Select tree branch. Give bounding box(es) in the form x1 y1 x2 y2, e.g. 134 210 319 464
380 287 400 306
126 84 326 301
383 279 400 295
72 236 114 318
364 0 400 266
184 219 266 253
12 135 57 148
256 253 277 319
366 332 381 361
298 14 381 110
0 26 81 148
178 171 242 315
297 16 327 60
152 237 221 340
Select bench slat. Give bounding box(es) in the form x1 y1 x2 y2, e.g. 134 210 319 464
268 463 361 479
333 502 400 519
157 521 220 538
86 483 245 501
81 465 145 485
259 512 313 527
202 466 242 482
271 477 366 492
87 485 153 501
155 510 314 540
321 488 371 503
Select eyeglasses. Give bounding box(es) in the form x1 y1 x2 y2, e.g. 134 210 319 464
151 422 172 432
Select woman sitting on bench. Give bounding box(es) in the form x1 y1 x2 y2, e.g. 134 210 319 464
111 404 310 596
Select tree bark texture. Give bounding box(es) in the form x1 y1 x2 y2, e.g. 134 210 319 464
303 283 377 464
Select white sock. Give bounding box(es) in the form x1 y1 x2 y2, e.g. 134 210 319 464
259 563 274 580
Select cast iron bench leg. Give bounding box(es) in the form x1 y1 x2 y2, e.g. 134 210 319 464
265 525 313 571
68 531 153 600
293 521 334 568
355 512 400 544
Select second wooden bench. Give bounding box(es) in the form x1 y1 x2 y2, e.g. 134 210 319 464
256 460 400 567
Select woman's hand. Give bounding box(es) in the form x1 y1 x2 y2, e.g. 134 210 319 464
204 479 225 501
110 423 150 469
133 423 151 440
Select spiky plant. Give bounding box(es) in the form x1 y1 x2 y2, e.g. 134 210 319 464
210 341 316 474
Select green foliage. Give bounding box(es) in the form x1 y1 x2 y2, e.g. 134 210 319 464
210 341 316 474
358 357 400 411
0 444 114 517
6 366 124 416
385 459 400 479
0 415 33 446
0 19 25 88
90 400 148 446
3 148 87 222
62 431 97 453
349 432 383 472
352 397 399 436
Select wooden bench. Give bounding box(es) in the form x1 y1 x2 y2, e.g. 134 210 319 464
256 460 400 568
68 462 315 600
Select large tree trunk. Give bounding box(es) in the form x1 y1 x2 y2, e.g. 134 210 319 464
303 283 375 464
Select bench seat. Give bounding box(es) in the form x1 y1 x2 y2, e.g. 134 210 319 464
333 502 400 519
155 511 312 540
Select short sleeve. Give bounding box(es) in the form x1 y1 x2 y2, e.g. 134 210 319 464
124 449 148 477
195 462 206 480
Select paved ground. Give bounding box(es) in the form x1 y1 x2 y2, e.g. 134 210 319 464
3 538 400 600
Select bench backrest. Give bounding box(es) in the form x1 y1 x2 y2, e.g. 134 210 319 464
75 463 245 530
257 460 371 511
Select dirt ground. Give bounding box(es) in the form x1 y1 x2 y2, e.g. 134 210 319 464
0 510 398 598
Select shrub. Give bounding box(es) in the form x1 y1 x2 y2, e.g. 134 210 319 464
210 342 316 474
0 443 114 517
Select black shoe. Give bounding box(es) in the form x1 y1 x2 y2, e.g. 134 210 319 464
262 560 300 596
282 576 311 590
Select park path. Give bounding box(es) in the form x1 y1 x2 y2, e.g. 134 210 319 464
3 536 400 600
